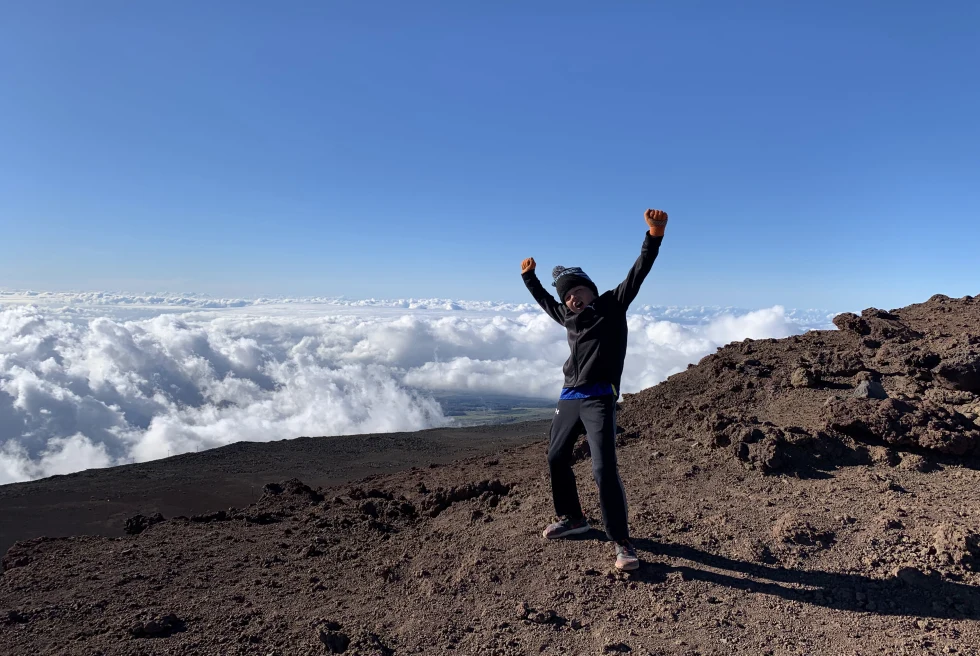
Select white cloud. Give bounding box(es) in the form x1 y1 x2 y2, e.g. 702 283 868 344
0 434 113 484
404 357 563 397
0 290 539 313
622 306 803 390
0 295 835 484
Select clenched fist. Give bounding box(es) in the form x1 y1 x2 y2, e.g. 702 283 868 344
521 257 536 274
645 209 668 236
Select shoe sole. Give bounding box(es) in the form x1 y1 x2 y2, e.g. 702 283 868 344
542 525 591 539
615 559 640 571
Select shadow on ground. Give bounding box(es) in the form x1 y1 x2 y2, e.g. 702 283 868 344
628 538 980 621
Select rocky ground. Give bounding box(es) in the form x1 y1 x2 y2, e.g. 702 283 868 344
0 423 550 557
3 293 980 655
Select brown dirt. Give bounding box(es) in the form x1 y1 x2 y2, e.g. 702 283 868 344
3 293 980 655
0 423 551 557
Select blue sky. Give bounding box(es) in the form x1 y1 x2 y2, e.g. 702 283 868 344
1 1 977 310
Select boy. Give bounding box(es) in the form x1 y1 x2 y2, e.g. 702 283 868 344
520 208 668 571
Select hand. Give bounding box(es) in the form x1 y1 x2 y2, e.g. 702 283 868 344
645 209 668 236
521 257 536 274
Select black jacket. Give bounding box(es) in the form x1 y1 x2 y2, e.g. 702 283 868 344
522 232 663 391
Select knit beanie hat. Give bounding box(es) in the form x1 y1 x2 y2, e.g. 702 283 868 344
552 266 598 302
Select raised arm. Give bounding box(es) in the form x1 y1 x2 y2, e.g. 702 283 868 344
612 209 667 308
521 257 566 325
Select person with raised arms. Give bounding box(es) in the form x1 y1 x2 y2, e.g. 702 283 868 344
520 208 668 571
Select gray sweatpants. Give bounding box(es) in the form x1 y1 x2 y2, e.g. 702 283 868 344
547 395 629 542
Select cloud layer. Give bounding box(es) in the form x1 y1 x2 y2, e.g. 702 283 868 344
0 295 834 483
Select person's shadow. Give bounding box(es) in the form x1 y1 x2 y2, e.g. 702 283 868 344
621 538 980 620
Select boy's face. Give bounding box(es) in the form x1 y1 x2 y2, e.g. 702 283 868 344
564 285 595 314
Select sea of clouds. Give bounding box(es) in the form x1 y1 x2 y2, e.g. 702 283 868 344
0 290 836 484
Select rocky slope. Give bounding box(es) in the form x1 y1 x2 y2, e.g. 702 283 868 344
2 293 980 655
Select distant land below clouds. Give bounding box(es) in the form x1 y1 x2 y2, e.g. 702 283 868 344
0 289 841 484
